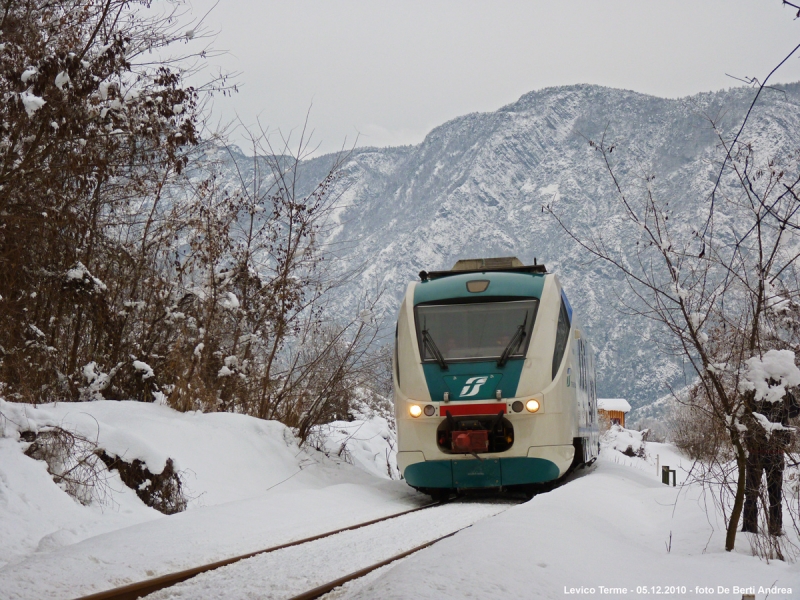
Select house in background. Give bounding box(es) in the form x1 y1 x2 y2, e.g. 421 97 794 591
598 398 631 428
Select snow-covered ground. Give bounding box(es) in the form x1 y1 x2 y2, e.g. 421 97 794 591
1 400 798 600
0 399 417 599
339 432 800 600
144 500 515 600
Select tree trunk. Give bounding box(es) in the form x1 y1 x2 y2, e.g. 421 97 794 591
725 437 747 551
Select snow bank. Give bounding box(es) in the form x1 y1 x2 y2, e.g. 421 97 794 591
0 433 153 570
343 447 799 600
310 416 399 481
603 424 647 458
0 400 418 599
308 395 400 481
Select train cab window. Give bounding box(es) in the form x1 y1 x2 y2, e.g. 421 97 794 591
552 298 570 380
415 299 538 363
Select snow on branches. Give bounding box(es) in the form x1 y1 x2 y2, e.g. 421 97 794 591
739 349 800 403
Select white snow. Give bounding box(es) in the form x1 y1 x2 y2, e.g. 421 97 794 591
0 400 416 599
220 291 240 310
597 397 631 412
81 361 115 400
602 423 645 456
54 71 70 90
311 418 399 480
132 360 154 380
27 324 45 339
65 261 108 292
339 436 800 600
20 67 37 83
19 90 45 117
752 411 790 434
144 501 512 600
1 399 798 600
98 81 112 100
739 349 800 403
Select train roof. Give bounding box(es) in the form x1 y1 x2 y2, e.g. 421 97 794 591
414 260 548 305
419 256 547 282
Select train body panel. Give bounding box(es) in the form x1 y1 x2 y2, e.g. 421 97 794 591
393 258 599 494
515 274 562 400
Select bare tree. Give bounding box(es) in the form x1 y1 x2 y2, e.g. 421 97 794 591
0 0 225 403
546 95 800 552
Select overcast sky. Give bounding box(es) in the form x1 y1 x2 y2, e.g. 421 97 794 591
185 0 800 156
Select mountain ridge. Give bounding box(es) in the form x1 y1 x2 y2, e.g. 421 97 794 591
221 82 800 410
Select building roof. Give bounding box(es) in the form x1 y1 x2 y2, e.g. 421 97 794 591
598 398 631 413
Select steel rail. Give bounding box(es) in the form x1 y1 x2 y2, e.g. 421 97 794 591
287 529 461 600
73 501 440 600
287 498 528 599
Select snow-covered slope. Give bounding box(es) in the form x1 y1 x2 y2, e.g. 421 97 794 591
340 432 800 600
0 399 414 599
222 83 800 409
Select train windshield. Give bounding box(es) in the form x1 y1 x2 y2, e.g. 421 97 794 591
416 299 538 363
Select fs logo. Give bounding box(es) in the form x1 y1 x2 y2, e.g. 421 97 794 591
459 376 489 398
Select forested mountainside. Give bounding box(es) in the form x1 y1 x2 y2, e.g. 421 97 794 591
218 82 800 409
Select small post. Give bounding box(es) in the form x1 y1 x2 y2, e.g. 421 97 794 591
656 454 659 477
662 466 670 485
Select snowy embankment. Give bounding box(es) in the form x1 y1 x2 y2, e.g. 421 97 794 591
0 399 415 600
341 429 800 600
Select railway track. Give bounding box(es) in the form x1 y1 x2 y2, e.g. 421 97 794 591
74 498 518 600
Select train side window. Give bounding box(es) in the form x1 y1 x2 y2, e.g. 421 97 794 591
552 298 570 380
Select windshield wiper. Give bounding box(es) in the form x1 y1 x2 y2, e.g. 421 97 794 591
497 313 528 367
422 329 448 370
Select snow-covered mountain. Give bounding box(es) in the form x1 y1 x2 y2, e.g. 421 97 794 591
222 83 800 409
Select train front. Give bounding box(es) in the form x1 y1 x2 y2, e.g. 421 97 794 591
393 258 581 495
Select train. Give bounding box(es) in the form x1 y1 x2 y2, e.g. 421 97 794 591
393 257 599 498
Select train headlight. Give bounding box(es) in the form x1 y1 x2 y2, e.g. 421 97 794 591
409 404 422 418
525 399 540 413
423 404 435 417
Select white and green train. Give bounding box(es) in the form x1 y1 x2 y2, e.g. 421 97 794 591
393 257 599 498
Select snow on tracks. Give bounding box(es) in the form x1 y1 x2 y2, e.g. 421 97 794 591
140 500 514 600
